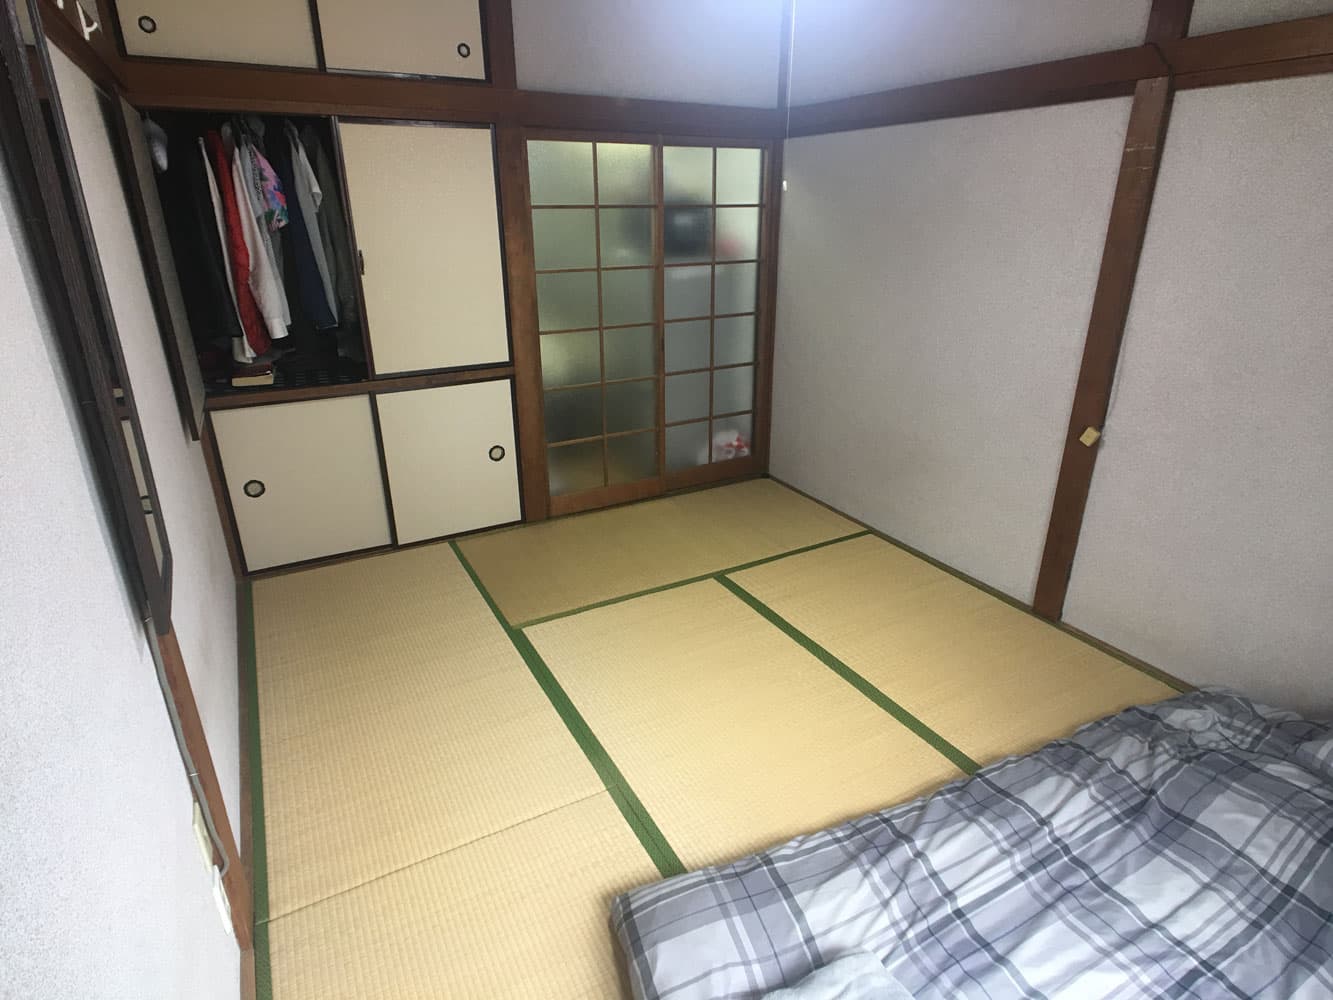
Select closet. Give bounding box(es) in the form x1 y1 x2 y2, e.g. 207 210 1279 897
127 104 519 572
114 0 485 79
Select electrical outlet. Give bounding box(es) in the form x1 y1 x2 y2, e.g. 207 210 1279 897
192 800 213 870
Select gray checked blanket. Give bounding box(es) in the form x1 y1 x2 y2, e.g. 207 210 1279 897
611 690 1333 999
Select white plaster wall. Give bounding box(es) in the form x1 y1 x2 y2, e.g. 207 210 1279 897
1063 76 1333 718
0 134 239 1000
513 0 783 107
790 0 1151 105
770 98 1130 602
48 49 241 825
1189 0 1333 33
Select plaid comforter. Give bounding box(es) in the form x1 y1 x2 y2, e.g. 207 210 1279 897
611 691 1333 999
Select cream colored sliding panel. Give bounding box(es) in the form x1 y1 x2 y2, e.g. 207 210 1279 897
319 0 485 80
339 122 509 375
375 381 520 544
116 0 318 67
212 397 390 570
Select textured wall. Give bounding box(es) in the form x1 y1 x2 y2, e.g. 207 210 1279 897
513 0 783 107
790 0 1150 105
771 98 1129 602
1063 77 1333 717
1189 0 1333 33
49 49 241 824
0 136 239 1000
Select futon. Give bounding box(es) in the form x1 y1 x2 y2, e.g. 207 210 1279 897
611 690 1333 999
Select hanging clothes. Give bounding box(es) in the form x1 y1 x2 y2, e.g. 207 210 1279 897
223 124 290 347
302 123 362 358
153 119 244 365
285 121 337 322
204 129 269 357
268 129 337 331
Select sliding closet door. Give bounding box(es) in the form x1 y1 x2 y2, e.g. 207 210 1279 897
526 137 768 514
339 121 509 375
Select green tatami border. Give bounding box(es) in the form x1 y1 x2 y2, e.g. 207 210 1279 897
451 541 686 879
240 580 273 1000
715 574 981 776
512 529 872 630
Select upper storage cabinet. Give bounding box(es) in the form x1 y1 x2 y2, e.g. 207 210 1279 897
318 0 486 80
115 0 319 67
339 121 509 375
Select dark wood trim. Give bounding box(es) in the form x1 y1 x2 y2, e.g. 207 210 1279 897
119 58 784 137
1162 12 1333 73
38 0 121 90
548 476 664 518
495 126 549 520
1176 51 1333 90
1146 0 1194 43
1033 59 1179 619
664 453 763 492
482 0 516 90
304 0 327 72
200 416 244 578
367 393 399 547
204 364 516 411
156 625 253 948
786 46 1151 136
752 140 781 471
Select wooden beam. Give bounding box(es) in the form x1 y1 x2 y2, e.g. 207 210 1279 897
482 0 517 90
156 625 253 948
1032 2 1191 621
494 126 548 521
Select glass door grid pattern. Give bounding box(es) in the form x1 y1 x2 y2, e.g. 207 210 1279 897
529 140 764 497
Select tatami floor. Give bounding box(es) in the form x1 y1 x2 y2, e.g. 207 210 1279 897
245 478 1181 999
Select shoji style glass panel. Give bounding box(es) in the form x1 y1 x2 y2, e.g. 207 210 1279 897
715 262 758 315
537 271 598 331
528 141 594 204
715 207 760 261
713 315 755 366
666 372 709 423
664 206 712 263
606 380 656 433
663 146 713 203
608 433 657 484
548 440 604 496
665 320 710 372
605 326 655 380
666 422 708 472
601 268 654 327
532 209 597 270
716 147 762 205
714 365 754 414
596 143 653 204
544 386 603 443
599 208 653 266
541 331 600 388
665 266 712 320
712 414 753 461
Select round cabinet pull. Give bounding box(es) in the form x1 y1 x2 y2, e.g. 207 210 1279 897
456 42 471 58
488 445 505 462
137 14 157 33
243 479 266 498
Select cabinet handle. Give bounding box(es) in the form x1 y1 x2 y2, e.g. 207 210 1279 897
137 14 156 33
243 479 266 498
488 445 505 462
457 42 471 58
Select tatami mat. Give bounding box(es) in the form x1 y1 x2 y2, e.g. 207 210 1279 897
457 478 860 626
525 580 965 869
253 545 603 919
729 533 1177 764
266 792 658 1000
